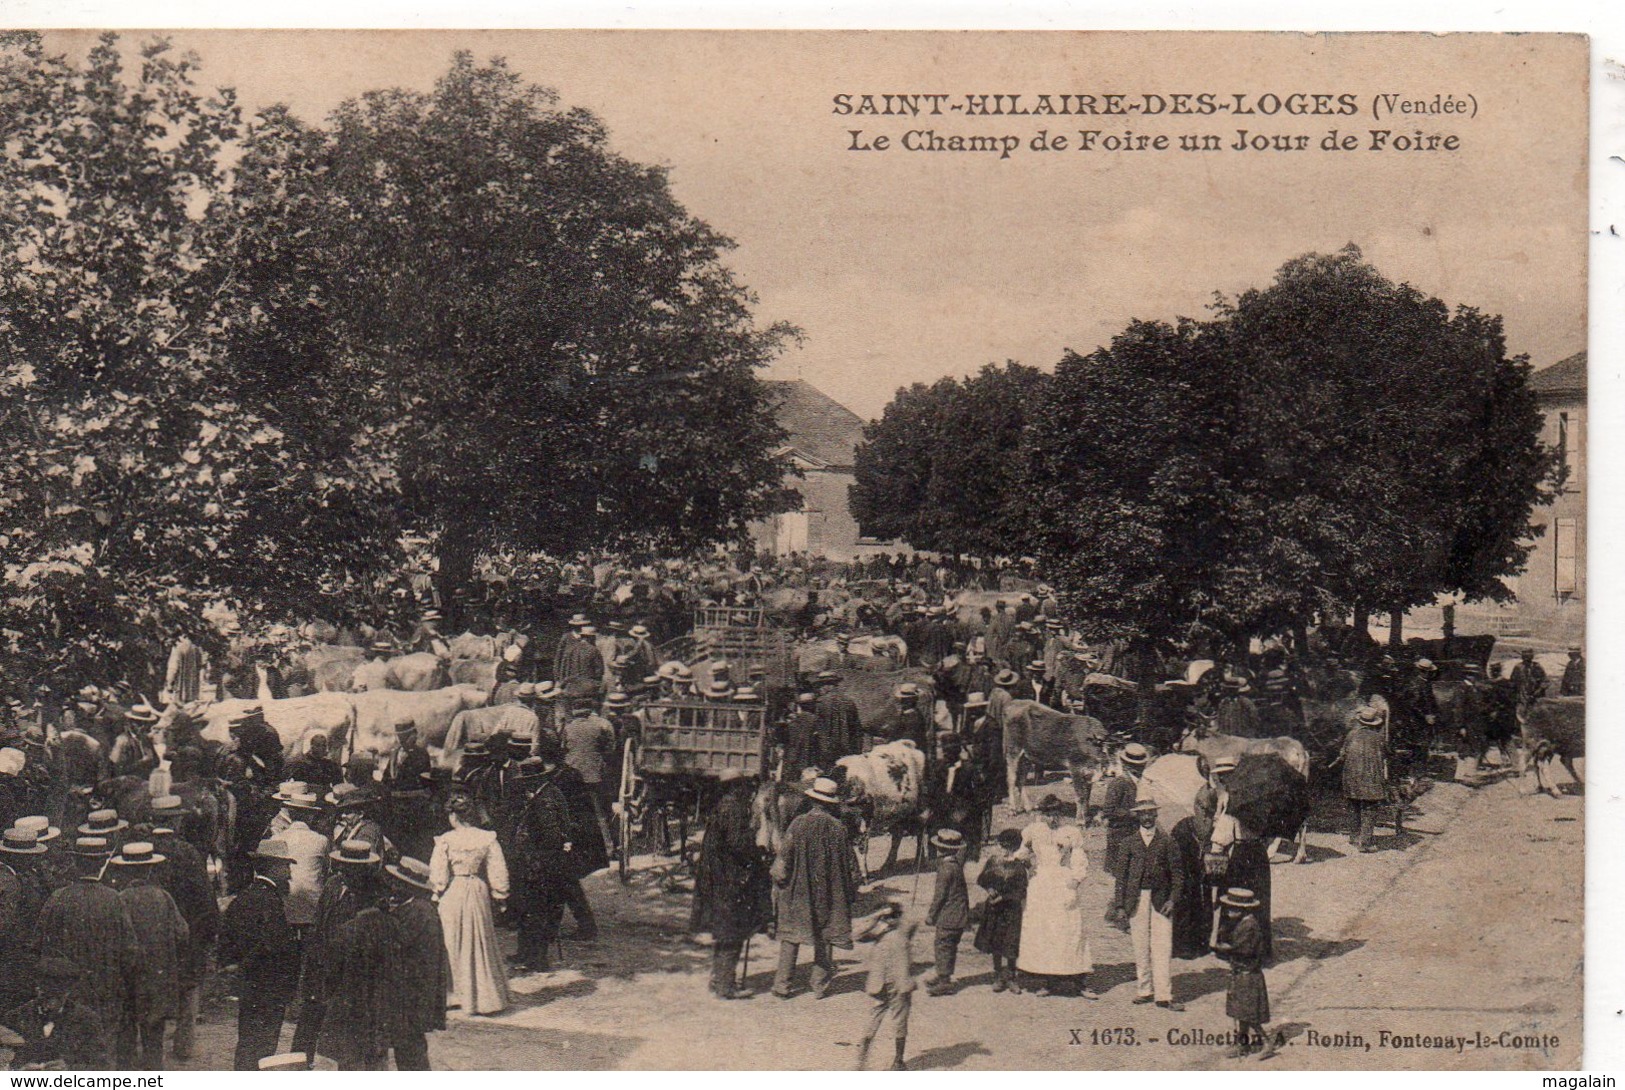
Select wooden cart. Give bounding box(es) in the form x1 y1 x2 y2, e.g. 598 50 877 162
615 698 770 882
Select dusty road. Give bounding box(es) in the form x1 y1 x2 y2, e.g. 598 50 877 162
175 761 1582 1071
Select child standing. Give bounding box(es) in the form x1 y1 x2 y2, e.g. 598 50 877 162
854 903 919 1071
1213 887 1277 1060
974 828 1028 993
924 828 970 996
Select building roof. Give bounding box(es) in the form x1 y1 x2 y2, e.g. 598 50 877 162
1530 351 1586 397
765 379 868 470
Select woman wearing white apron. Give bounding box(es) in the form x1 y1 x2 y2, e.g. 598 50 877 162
1015 794 1099 998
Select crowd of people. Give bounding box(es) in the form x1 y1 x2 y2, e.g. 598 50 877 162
0 548 1586 1071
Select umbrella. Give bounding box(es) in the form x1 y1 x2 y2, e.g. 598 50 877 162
1224 753 1311 840
1138 753 1206 831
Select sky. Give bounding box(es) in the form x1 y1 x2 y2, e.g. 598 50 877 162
40 29 1589 419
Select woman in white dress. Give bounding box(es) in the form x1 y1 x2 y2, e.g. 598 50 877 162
1015 794 1099 998
430 793 512 1015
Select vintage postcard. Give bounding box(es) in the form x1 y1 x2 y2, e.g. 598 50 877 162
0 29 1586 1073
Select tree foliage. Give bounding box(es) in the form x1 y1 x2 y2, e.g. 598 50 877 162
0 33 399 689
1025 246 1559 647
236 53 797 616
0 37 796 687
850 362 1046 557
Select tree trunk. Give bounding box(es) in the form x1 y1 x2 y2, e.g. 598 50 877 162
435 524 477 631
1352 602 1369 639
1292 619 1310 661
1388 608 1405 648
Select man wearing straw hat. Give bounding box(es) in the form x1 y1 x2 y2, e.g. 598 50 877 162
1101 742 1151 928
1330 706 1390 852
106 841 188 1069
292 838 378 1066
1115 800 1186 1011
555 617 605 721
313 839 394 1070
0 824 50 1011
381 857 450 1070
771 776 857 1000
34 837 128 1012
146 798 217 1061
219 838 301 1069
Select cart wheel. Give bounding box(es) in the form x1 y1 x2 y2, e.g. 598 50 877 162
618 738 638 884
617 806 633 883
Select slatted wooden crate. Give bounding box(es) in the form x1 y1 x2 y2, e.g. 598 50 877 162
639 701 767 777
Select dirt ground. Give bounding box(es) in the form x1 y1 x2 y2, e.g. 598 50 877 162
171 759 1582 1071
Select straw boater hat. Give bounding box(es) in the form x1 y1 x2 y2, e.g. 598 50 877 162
657 661 684 681
894 682 920 700
568 613 590 627
15 815 59 842
805 777 842 804
1209 757 1239 775
272 780 315 805
606 690 632 709
1130 799 1159 814
815 670 841 685
931 828 966 852
1220 887 1261 909
251 838 295 864
732 686 760 703
421 609 442 622
1414 658 1438 673
110 841 164 867
1027 659 1046 674
370 639 395 654
78 809 128 837
329 838 382 867
963 691 990 709
704 679 734 700
1356 707 1384 727
386 856 434 892
124 701 161 724
796 692 817 706
150 795 187 819
993 669 1020 688
258 1054 310 1072
1120 742 1151 768
0 826 47 855
629 624 652 640
579 625 598 638
70 836 112 858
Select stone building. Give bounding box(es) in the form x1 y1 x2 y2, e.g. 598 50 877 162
751 379 894 561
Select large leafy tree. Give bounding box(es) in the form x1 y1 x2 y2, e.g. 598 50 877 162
850 361 1046 557
1025 246 1559 649
0 34 398 690
238 54 797 620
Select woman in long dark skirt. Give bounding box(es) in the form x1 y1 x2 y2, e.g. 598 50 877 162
1214 888 1276 1060
973 828 1027 993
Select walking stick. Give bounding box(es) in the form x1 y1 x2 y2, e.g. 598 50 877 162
737 933 752 992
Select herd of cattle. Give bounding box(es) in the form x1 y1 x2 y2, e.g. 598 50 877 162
116 602 1584 887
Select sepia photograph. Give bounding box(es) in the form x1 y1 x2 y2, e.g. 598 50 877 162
0 28 1590 1073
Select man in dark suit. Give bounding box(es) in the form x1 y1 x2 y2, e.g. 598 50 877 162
1115 800 1185 1010
218 838 302 1071
813 673 863 762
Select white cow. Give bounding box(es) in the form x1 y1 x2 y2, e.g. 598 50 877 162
351 684 490 759
836 740 927 878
